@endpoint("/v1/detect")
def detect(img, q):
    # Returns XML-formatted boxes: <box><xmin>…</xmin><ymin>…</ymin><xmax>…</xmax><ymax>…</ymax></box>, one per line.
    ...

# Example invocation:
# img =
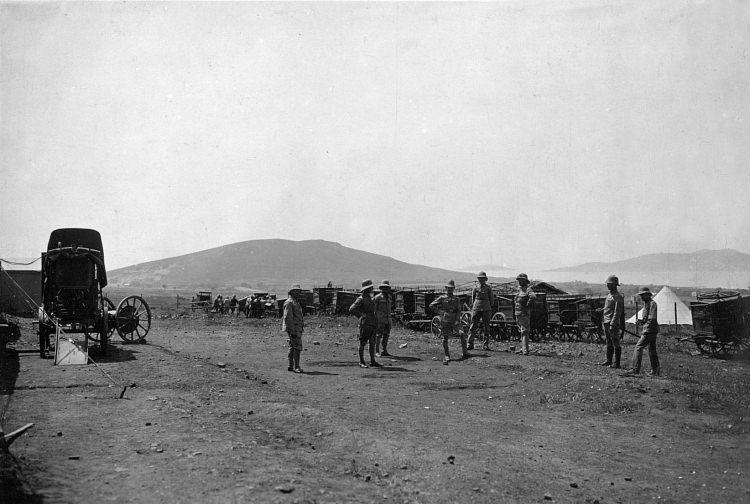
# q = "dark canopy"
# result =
<box><xmin>45</xmin><ymin>228</ymin><xmax>107</xmax><ymax>287</ymax></box>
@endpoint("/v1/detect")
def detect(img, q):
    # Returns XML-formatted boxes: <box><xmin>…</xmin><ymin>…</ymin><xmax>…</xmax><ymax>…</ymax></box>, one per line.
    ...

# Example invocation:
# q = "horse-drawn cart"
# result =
<box><xmin>37</xmin><ymin>228</ymin><xmax>151</xmax><ymax>358</ymax></box>
<box><xmin>688</xmin><ymin>291</ymin><xmax>750</xmax><ymax>358</ymax></box>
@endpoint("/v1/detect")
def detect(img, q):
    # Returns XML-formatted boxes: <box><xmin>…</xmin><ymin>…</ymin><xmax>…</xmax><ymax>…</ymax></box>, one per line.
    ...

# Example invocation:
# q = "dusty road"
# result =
<box><xmin>2</xmin><ymin>312</ymin><xmax>749</xmax><ymax>503</ymax></box>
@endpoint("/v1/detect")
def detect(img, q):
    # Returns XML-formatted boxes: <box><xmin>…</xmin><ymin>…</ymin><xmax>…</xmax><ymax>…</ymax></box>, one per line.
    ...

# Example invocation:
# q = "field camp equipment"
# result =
<box><xmin>686</xmin><ymin>290</ymin><xmax>750</xmax><ymax>357</ymax></box>
<box><xmin>190</xmin><ymin>291</ymin><xmax>212</xmax><ymax>312</ymax></box>
<box><xmin>625</xmin><ymin>286</ymin><xmax>693</xmax><ymax>328</ymax></box>
<box><xmin>37</xmin><ymin>228</ymin><xmax>151</xmax><ymax>359</ymax></box>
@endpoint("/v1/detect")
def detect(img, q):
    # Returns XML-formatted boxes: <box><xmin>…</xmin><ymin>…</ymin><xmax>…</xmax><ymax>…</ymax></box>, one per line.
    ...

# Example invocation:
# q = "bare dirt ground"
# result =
<box><xmin>2</xmin><ymin>303</ymin><xmax>749</xmax><ymax>503</ymax></box>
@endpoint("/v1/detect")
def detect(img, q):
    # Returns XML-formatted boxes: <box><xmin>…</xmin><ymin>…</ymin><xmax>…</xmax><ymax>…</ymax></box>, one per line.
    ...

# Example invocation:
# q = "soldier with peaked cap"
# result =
<box><xmin>349</xmin><ymin>279</ymin><xmax>382</xmax><ymax>368</ymax></box>
<box><xmin>600</xmin><ymin>274</ymin><xmax>625</xmax><ymax>368</ymax></box>
<box><xmin>623</xmin><ymin>287</ymin><xmax>661</xmax><ymax>376</ymax></box>
<box><xmin>430</xmin><ymin>280</ymin><xmax>469</xmax><ymax>365</ymax></box>
<box><xmin>373</xmin><ymin>280</ymin><xmax>393</xmax><ymax>357</ymax></box>
<box><xmin>282</xmin><ymin>284</ymin><xmax>305</xmax><ymax>373</ymax></box>
<box><xmin>468</xmin><ymin>271</ymin><xmax>495</xmax><ymax>350</ymax></box>
<box><xmin>514</xmin><ymin>273</ymin><xmax>537</xmax><ymax>355</ymax></box>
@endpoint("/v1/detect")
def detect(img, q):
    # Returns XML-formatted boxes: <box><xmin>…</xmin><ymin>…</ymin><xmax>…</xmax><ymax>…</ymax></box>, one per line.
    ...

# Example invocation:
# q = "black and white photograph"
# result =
<box><xmin>1</xmin><ymin>1</ymin><xmax>749</xmax><ymax>502</ymax></box>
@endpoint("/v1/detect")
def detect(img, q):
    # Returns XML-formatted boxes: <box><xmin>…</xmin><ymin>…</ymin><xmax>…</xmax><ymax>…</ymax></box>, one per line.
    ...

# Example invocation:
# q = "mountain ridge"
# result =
<box><xmin>547</xmin><ymin>249</ymin><xmax>750</xmax><ymax>273</ymax></box>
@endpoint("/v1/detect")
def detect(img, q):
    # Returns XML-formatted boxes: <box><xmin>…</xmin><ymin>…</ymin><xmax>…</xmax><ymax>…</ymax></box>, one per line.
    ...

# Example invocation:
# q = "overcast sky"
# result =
<box><xmin>2</xmin><ymin>1</ymin><xmax>748</xmax><ymax>271</ymax></box>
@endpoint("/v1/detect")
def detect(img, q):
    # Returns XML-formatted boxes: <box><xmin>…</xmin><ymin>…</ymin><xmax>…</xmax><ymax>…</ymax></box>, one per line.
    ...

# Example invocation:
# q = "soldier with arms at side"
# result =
<box><xmin>514</xmin><ymin>273</ymin><xmax>537</xmax><ymax>355</ymax></box>
<box><xmin>282</xmin><ymin>284</ymin><xmax>305</xmax><ymax>373</ymax></box>
<box><xmin>468</xmin><ymin>271</ymin><xmax>494</xmax><ymax>351</ymax></box>
<box><xmin>373</xmin><ymin>280</ymin><xmax>393</xmax><ymax>357</ymax></box>
<box><xmin>600</xmin><ymin>275</ymin><xmax>625</xmax><ymax>368</ymax></box>
<box><xmin>430</xmin><ymin>280</ymin><xmax>469</xmax><ymax>365</ymax></box>
<box><xmin>349</xmin><ymin>279</ymin><xmax>381</xmax><ymax>368</ymax></box>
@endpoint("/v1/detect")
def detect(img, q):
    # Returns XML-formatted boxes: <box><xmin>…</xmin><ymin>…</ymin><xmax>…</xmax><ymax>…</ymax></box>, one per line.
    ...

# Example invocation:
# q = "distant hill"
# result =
<box><xmin>548</xmin><ymin>249</ymin><xmax>750</xmax><ymax>273</ymax></box>
<box><xmin>107</xmin><ymin>239</ymin><xmax>496</xmax><ymax>291</ymax></box>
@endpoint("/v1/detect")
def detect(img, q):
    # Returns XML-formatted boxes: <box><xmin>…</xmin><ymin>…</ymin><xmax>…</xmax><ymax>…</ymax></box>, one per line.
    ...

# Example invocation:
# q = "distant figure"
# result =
<box><xmin>282</xmin><ymin>284</ymin><xmax>305</xmax><ymax>373</ymax></box>
<box><xmin>600</xmin><ymin>275</ymin><xmax>625</xmax><ymax>368</ymax></box>
<box><xmin>327</xmin><ymin>280</ymin><xmax>333</xmax><ymax>288</ymax></box>
<box><xmin>223</xmin><ymin>296</ymin><xmax>231</xmax><ymax>315</ymax></box>
<box><xmin>251</xmin><ymin>296</ymin><xmax>263</xmax><ymax>318</ymax></box>
<box><xmin>349</xmin><ymin>279</ymin><xmax>381</xmax><ymax>368</ymax></box>
<box><xmin>623</xmin><ymin>287</ymin><xmax>660</xmax><ymax>376</ymax></box>
<box><xmin>514</xmin><ymin>273</ymin><xmax>536</xmax><ymax>355</ymax></box>
<box><xmin>373</xmin><ymin>280</ymin><xmax>393</xmax><ymax>357</ymax></box>
<box><xmin>469</xmin><ymin>271</ymin><xmax>494</xmax><ymax>350</ymax></box>
<box><xmin>230</xmin><ymin>295</ymin><xmax>238</xmax><ymax>315</ymax></box>
<box><xmin>213</xmin><ymin>295</ymin><xmax>223</xmax><ymax>313</ymax></box>
<box><xmin>430</xmin><ymin>280</ymin><xmax>468</xmax><ymax>365</ymax></box>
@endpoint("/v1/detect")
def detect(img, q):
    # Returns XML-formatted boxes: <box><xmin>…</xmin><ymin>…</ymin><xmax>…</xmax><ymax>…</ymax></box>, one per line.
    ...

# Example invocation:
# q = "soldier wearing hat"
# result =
<box><xmin>429</xmin><ymin>280</ymin><xmax>469</xmax><ymax>365</ymax></box>
<box><xmin>468</xmin><ymin>271</ymin><xmax>495</xmax><ymax>350</ymax></box>
<box><xmin>349</xmin><ymin>279</ymin><xmax>381</xmax><ymax>368</ymax></box>
<box><xmin>600</xmin><ymin>275</ymin><xmax>625</xmax><ymax>368</ymax></box>
<box><xmin>373</xmin><ymin>280</ymin><xmax>393</xmax><ymax>357</ymax></box>
<box><xmin>514</xmin><ymin>273</ymin><xmax>536</xmax><ymax>355</ymax></box>
<box><xmin>282</xmin><ymin>284</ymin><xmax>305</xmax><ymax>373</ymax></box>
<box><xmin>623</xmin><ymin>287</ymin><xmax>660</xmax><ymax>376</ymax></box>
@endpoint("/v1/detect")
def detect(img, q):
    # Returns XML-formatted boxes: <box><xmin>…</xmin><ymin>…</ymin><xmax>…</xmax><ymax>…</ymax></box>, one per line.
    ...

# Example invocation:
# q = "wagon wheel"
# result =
<box><xmin>115</xmin><ymin>295</ymin><xmax>151</xmax><ymax>343</ymax></box>
<box><xmin>85</xmin><ymin>296</ymin><xmax>116</xmax><ymax>343</ymax></box>
<box><xmin>696</xmin><ymin>335</ymin><xmax>750</xmax><ymax>358</ymax></box>
<box><xmin>490</xmin><ymin>312</ymin><xmax>506</xmax><ymax>341</ymax></box>
<box><xmin>430</xmin><ymin>316</ymin><xmax>442</xmax><ymax>338</ymax></box>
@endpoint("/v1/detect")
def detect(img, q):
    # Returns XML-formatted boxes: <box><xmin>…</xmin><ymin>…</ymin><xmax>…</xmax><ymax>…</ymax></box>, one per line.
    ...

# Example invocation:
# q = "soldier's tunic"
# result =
<box><xmin>631</xmin><ymin>299</ymin><xmax>660</xmax><ymax>373</ymax></box>
<box><xmin>430</xmin><ymin>294</ymin><xmax>467</xmax><ymax>358</ymax></box>
<box><xmin>282</xmin><ymin>297</ymin><xmax>304</xmax><ymax>351</ymax></box>
<box><xmin>373</xmin><ymin>292</ymin><xmax>392</xmax><ymax>349</ymax></box>
<box><xmin>602</xmin><ymin>290</ymin><xmax>625</xmax><ymax>351</ymax></box>
<box><xmin>514</xmin><ymin>285</ymin><xmax>536</xmax><ymax>353</ymax></box>
<box><xmin>469</xmin><ymin>283</ymin><xmax>495</xmax><ymax>345</ymax></box>
<box><xmin>350</xmin><ymin>294</ymin><xmax>377</xmax><ymax>341</ymax></box>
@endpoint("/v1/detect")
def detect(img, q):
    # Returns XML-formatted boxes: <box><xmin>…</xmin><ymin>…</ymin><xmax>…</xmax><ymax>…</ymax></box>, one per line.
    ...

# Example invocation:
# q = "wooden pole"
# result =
<box><xmin>674</xmin><ymin>302</ymin><xmax>678</xmax><ymax>332</ymax></box>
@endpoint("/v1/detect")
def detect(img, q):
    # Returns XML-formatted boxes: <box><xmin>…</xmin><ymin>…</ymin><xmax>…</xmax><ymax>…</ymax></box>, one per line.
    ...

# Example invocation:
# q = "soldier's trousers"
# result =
<box><xmin>604</xmin><ymin>325</ymin><xmax>621</xmax><ymax>350</ymax></box>
<box><xmin>517</xmin><ymin>314</ymin><xmax>531</xmax><ymax>352</ymax></box>
<box><xmin>442</xmin><ymin>322</ymin><xmax>467</xmax><ymax>358</ymax></box>
<box><xmin>631</xmin><ymin>332</ymin><xmax>659</xmax><ymax>373</ymax></box>
<box><xmin>375</xmin><ymin>322</ymin><xmax>391</xmax><ymax>352</ymax></box>
<box><xmin>469</xmin><ymin>310</ymin><xmax>491</xmax><ymax>344</ymax></box>
<box><xmin>359</xmin><ymin>325</ymin><xmax>376</xmax><ymax>363</ymax></box>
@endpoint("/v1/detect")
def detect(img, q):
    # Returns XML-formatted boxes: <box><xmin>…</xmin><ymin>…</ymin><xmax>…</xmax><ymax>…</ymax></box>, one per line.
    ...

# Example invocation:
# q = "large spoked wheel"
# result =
<box><xmin>86</xmin><ymin>296</ymin><xmax>116</xmax><ymax>343</ymax></box>
<box><xmin>460</xmin><ymin>312</ymin><xmax>471</xmax><ymax>333</ymax></box>
<box><xmin>431</xmin><ymin>316</ymin><xmax>442</xmax><ymax>338</ymax></box>
<box><xmin>695</xmin><ymin>335</ymin><xmax>750</xmax><ymax>358</ymax></box>
<box><xmin>115</xmin><ymin>295</ymin><xmax>151</xmax><ymax>343</ymax></box>
<box><xmin>490</xmin><ymin>312</ymin><xmax>505</xmax><ymax>341</ymax></box>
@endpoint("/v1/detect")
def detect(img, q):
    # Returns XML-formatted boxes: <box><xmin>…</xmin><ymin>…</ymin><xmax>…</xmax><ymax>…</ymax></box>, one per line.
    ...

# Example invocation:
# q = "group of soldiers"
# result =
<box><xmin>280</xmin><ymin>271</ymin><xmax>660</xmax><ymax>375</ymax></box>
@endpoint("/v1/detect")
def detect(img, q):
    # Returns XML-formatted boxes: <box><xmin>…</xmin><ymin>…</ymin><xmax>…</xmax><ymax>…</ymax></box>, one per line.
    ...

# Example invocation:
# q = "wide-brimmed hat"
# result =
<box><xmin>477</xmin><ymin>271</ymin><xmax>488</xmax><ymax>279</ymax></box>
<box><xmin>379</xmin><ymin>280</ymin><xmax>391</xmax><ymax>290</ymax></box>
<box><xmin>606</xmin><ymin>275</ymin><xmax>619</xmax><ymax>286</ymax></box>
<box><xmin>445</xmin><ymin>280</ymin><xmax>456</xmax><ymax>289</ymax></box>
<box><xmin>516</xmin><ymin>273</ymin><xmax>529</xmax><ymax>282</ymax></box>
<box><xmin>360</xmin><ymin>279</ymin><xmax>374</xmax><ymax>292</ymax></box>
<box><xmin>289</xmin><ymin>284</ymin><xmax>301</xmax><ymax>294</ymax></box>
<box><xmin>637</xmin><ymin>287</ymin><xmax>652</xmax><ymax>296</ymax></box>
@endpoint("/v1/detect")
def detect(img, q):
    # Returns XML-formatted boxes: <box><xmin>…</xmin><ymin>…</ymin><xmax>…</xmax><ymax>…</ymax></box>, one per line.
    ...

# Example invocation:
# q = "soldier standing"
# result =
<box><xmin>282</xmin><ymin>284</ymin><xmax>304</xmax><ymax>373</ymax></box>
<box><xmin>468</xmin><ymin>271</ymin><xmax>494</xmax><ymax>350</ymax></box>
<box><xmin>373</xmin><ymin>280</ymin><xmax>393</xmax><ymax>357</ymax></box>
<box><xmin>349</xmin><ymin>279</ymin><xmax>381</xmax><ymax>368</ymax></box>
<box><xmin>514</xmin><ymin>273</ymin><xmax>536</xmax><ymax>355</ymax></box>
<box><xmin>430</xmin><ymin>280</ymin><xmax>469</xmax><ymax>365</ymax></box>
<box><xmin>600</xmin><ymin>275</ymin><xmax>625</xmax><ymax>368</ymax></box>
<box><xmin>623</xmin><ymin>287</ymin><xmax>660</xmax><ymax>376</ymax></box>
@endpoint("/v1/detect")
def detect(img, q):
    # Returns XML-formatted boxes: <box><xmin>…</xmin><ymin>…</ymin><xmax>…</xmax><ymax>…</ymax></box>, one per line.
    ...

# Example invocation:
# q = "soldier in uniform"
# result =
<box><xmin>468</xmin><ymin>271</ymin><xmax>494</xmax><ymax>350</ymax></box>
<box><xmin>430</xmin><ymin>280</ymin><xmax>469</xmax><ymax>365</ymax></box>
<box><xmin>600</xmin><ymin>275</ymin><xmax>625</xmax><ymax>368</ymax></box>
<box><xmin>282</xmin><ymin>284</ymin><xmax>304</xmax><ymax>373</ymax></box>
<box><xmin>514</xmin><ymin>273</ymin><xmax>536</xmax><ymax>355</ymax></box>
<box><xmin>373</xmin><ymin>280</ymin><xmax>393</xmax><ymax>357</ymax></box>
<box><xmin>623</xmin><ymin>287</ymin><xmax>660</xmax><ymax>376</ymax></box>
<box><xmin>349</xmin><ymin>279</ymin><xmax>381</xmax><ymax>368</ymax></box>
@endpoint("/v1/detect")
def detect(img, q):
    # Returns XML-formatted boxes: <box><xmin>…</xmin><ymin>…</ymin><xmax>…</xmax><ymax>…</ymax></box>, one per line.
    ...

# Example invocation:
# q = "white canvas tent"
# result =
<box><xmin>625</xmin><ymin>285</ymin><xmax>693</xmax><ymax>327</ymax></box>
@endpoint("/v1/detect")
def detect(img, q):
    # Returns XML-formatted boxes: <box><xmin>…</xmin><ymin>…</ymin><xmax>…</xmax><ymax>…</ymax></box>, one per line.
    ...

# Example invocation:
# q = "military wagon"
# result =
<box><xmin>688</xmin><ymin>290</ymin><xmax>750</xmax><ymax>357</ymax></box>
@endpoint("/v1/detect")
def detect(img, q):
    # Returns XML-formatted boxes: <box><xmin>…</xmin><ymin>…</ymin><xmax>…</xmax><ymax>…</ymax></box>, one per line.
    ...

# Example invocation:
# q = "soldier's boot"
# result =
<box><xmin>359</xmin><ymin>343</ymin><xmax>367</xmax><ymax>367</ymax></box>
<box><xmin>369</xmin><ymin>343</ymin><xmax>381</xmax><ymax>367</ymax></box>
<box><xmin>375</xmin><ymin>335</ymin><xmax>382</xmax><ymax>356</ymax></box>
<box><xmin>293</xmin><ymin>350</ymin><xmax>303</xmax><ymax>373</ymax></box>
<box><xmin>600</xmin><ymin>347</ymin><xmax>613</xmax><ymax>366</ymax></box>
<box><xmin>611</xmin><ymin>348</ymin><xmax>621</xmax><ymax>369</ymax></box>
<box><xmin>287</xmin><ymin>348</ymin><xmax>294</xmax><ymax>371</ymax></box>
<box><xmin>381</xmin><ymin>335</ymin><xmax>391</xmax><ymax>356</ymax></box>
<box><xmin>461</xmin><ymin>336</ymin><xmax>470</xmax><ymax>360</ymax></box>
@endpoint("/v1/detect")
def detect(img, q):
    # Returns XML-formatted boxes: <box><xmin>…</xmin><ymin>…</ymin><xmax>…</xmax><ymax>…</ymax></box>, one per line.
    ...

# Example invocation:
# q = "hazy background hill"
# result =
<box><xmin>107</xmin><ymin>239</ymin><xmax>496</xmax><ymax>291</ymax></box>
<box><xmin>548</xmin><ymin>249</ymin><xmax>750</xmax><ymax>273</ymax></box>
